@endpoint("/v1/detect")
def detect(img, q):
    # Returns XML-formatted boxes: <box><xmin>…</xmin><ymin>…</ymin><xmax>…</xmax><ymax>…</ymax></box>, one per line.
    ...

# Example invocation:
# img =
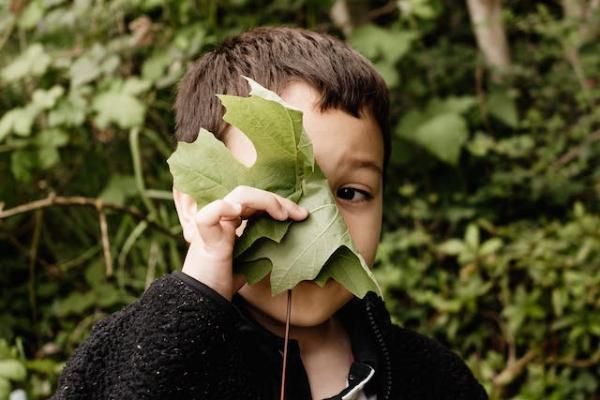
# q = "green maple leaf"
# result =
<box><xmin>167</xmin><ymin>78</ymin><xmax>381</xmax><ymax>298</ymax></box>
<box><xmin>168</xmin><ymin>78</ymin><xmax>307</xmax><ymax>256</ymax></box>
<box><xmin>238</xmin><ymin>167</ymin><xmax>381</xmax><ymax>297</ymax></box>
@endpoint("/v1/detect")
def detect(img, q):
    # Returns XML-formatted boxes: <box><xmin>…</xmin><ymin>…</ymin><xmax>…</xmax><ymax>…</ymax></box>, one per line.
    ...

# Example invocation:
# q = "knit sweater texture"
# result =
<box><xmin>51</xmin><ymin>272</ymin><xmax>487</xmax><ymax>400</ymax></box>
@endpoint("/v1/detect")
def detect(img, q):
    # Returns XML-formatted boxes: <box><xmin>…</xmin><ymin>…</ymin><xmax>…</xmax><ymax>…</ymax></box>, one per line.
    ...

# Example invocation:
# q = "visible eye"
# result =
<box><xmin>336</xmin><ymin>187</ymin><xmax>373</xmax><ymax>203</ymax></box>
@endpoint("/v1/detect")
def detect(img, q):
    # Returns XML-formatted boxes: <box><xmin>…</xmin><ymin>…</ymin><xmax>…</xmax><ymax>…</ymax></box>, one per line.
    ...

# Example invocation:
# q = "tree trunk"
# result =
<box><xmin>466</xmin><ymin>0</ymin><xmax>511</xmax><ymax>81</ymax></box>
<box><xmin>330</xmin><ymin>0</ymin><xmax>370</xmax><ymax>37</ymax></box>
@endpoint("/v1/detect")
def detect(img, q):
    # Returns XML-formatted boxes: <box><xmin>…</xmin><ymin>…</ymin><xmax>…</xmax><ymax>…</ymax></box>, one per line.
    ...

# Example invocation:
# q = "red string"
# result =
<box><xmin>279</xmin><ymin>289</ymin><xmax>292</xmax><ymax>400</ymax></box>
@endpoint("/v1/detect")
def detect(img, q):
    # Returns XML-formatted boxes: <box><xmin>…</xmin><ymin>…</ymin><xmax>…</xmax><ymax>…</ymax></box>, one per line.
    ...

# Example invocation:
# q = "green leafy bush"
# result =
<box><xmin>1</xmin><ymin>1</ymin><xmax>598</xmax><ymax>398</ymax></box>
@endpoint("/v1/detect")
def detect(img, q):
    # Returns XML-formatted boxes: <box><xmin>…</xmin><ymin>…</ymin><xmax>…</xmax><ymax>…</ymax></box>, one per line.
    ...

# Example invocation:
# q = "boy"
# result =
<box><xmin>52</xmin><ymin>27</ymin><xmax>486</xmax><ymax>399</ymax></box>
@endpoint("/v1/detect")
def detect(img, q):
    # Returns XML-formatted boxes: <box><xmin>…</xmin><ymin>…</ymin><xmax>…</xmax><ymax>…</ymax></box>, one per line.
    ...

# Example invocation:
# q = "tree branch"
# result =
<box><xmin>0</xmin><ymin>192</ymin><xmax>178</xmax><ymax>239</ymax></box>
<box><xmin>367</xmin><ymin>1</ymin><xmax>398</xmax><ymax>21</ymax></box>
<box><xmin>552</xmin><ymin>129</ymin><xmax>600</xmax><ymax>169</ymax></box>
<box><xmin>96</xmin><ymin>202</ymin><xmax>114</xmax><ymax>277</ymax></box>
<box><xmin>493</xmin><ymin>349</ymin><xmax>537</xmax><ymax>388</ymax></box>
<box><xmin>547</xmin><ymin>350</ymin><xmax>600</xmax><ymax>368</ymax></box>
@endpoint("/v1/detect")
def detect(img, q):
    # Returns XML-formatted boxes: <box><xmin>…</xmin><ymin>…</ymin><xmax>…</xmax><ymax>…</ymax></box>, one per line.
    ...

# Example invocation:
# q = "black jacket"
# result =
<box><xmin>51</xmin><ymin>272</ymin><xmax>487</xmax><ymax>400</ymax></box>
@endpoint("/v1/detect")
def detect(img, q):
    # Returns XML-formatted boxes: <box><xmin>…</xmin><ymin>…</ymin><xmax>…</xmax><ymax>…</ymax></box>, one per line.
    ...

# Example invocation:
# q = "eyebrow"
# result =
<box><xmin>348</xmin><ymin>157</ymin><xmax>383</xmax><ymax>175</ymax></box>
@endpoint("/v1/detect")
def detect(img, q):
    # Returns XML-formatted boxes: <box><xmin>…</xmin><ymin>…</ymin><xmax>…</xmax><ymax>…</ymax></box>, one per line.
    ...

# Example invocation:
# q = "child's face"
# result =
<box><xmin>225</xmin><ymin>81</ymin><xmax>384</xmax><ymax>327</ymax></box>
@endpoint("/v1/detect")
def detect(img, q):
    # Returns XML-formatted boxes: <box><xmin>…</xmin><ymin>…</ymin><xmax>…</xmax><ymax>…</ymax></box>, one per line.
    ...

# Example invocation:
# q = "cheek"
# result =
<box><xmin>352</xmin><ymin>226</ymin><xmax>379</xmax><ymax>267</ymax></box>
<box><xmin>342</xmin><ymin>206</ymin><xmax>382</xmax><ymax>268</ymax></box>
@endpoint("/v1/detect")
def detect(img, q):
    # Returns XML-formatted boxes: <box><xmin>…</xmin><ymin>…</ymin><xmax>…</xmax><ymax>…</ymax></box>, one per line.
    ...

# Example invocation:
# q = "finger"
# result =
<box><xmin>276</xmin><ymin>196</ymin><xmax>309</xmax><ymax>220</ymax></box>
<box><xmin>225</xmin><ymin>186</ymin><xmax>289</xmax><ymax>221</ymax></box>
<box><xmin>196</xmin><ymin>200</ymin><xmax>243</xmax><ymax>245</ymax></box>
<box><xmin>226</xmin><ymin>186</ymin><xmax>309</xmax><ymax>220</ymax></box>
<box><xmin>196</xmin><ymin>199</ymin><xmax>243</xmax><ymax>227</ymax></box>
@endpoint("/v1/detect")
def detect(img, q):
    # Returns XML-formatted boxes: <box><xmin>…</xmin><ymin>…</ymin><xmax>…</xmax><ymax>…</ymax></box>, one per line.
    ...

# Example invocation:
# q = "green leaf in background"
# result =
<box><xmin>371</xmin><ymin>62</ymin><xmax>400</xmax><ymax>88</ymax></box>
<box><xmin>18</xmin><ymin>0</ymin><xmax>44</xmax><ymax>29</ymax></box>
<box><xmin>142</xmin><ymin>47</ymin><xmax>185</xmax><ymax>88</ymax></box>
<box><xmin>37</xmin><ymin>147</ymin><xmax>60</xmax><ymax>169</ymax></box>
<box><xmin>487</xmin><ymin>90</ymin><xmax>518</xmax><ymax>128</ymax></box>
<box><xmin>10</xmin><ymin>150</ymin><xmax>37</xmax><ymax>183</ymax></box>
<box><xmin>69</xmin><ymin>56</ymin><xmax>101</xmax><ymax>87</ymax></box>
<box><xmin>122</xmin><ymin>78</ymin><xmax>152</xmax><ymax>96</ymax></box>
<box><xmin>36</xmin><ymin>129</ymin><xmax>69</xmax><ymax>169</ymax></box>
<box><xmin>438</xmin><ymin>239</ymin><xmax>465</xmax><ymax>255</ymax></box>
<box><xmin>48</xmin><ymin>91</ymin><xmax>88</xmax><ymax>127</ymax></box>
<box><xmin>1</xmin><ymin>2</ymin><xmax>599</xmax><ymax>397</ymax></box>
<box><xmin>92</xmin><ymin>82</ymin><xmax>146</xmax><ymax>129</ymax></box>
<box><xmin>0</xmin><ymin>106</ymin><xmax>39</xmax><ymax>141</ymax></box>
<box><xmin>466</xmin><ymin>132</ymin><xmax>495</xmax><ymax>157</ymax></box>
<box><xmin>100</xmin><ymin>175</ymin><xmax>138</xmax><ymax>206</ymax></box>
<box><xmin>0</xmin><ymin>360</ymin><xmax>26</xmax><ymax>382</ymax></box>
<box><xmin>32</xmin><ymin>86</ymin><xmax>65</xmax><ymax>109</ymax></box>
<box><xmin>398</xmin><ymin>0</ymin><xmax>439</xmax><ymax>20</ymax></box>
<box><xmin>168</xmin><ymin>79</ymin><xmax>381</xmax><ymax>298</ymax></box>
<box><xmin>5</xmin><ymin>129</ymin><xmax>69</xmax><ymax>181</ymax></box>
<box><xmin>0</xmin><ymin>44</ymin><xmax>50</xmax><ymax>82</ymax></box>
<box><xmin>350</xmin><ymin>24</ymin><xmax>416</xmax><ymax>87</ymax></box>
<box><xmin>0</xmin><ymin>86</ymin><xmax>65</xmax><ymax>143</ymax></box>
<box><xmin>0</xmin><ymin>377</ymin><xmax>8</xmax><ymax>400</ymax></box>
<box><xmin>142</xmin><ymin>51</ymin><xmax>172</xmax><ymax>82</ymax></box>
<box><xmin>479</xmin><ymin>238</ymin><xmax>502</xmax><ymax>256</ymax></box>
<box><xmin>37</xmin><ymin>126</ymin><xmax>67</xmax><ymax>149</ymax></box>
<box><xmin>396</xmin><ymin>97</ymin><xmax>475</xmax><ymax>165</ymax></box>
<box><xmin>400</xmin><ymin>113</ymin><xmax>468</xmax><ymax>165</ymax></box>
<box><xmin>69</xmin><ymin>44</ymin><xmax>121</xmax><ymax>87</ymax></box>
<box><xmin>465</xmin><ymin>223</ymin><xmax>480</xmax><ymax>249</ymax></box>
<box><xmin>427</xmin><ymin>96</ymin><xmax>477</xmax><ymax>115</ymax></box>
<box><xmin>350</xmin><ymin>24</ymin><xmax>415</xmax><ymax>64</ymax></box>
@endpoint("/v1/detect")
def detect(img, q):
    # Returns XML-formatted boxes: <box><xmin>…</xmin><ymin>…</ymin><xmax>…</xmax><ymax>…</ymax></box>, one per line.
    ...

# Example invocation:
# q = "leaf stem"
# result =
<box><xmin>280</xmin><ymin>289</ymin><xmax>292</xmax><ymax>400</ymax></box>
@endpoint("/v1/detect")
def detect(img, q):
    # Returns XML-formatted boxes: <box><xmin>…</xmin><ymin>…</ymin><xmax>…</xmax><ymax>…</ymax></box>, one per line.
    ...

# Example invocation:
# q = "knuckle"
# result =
<box><xmin>232</xmin><ymin>185</ymin><xmax>250</xmax><ymax>195</ymax></box>
<box><xmin>195</xmin><ymin>211</ymin><xmax>209</xmax><ymax>226</ymax></box>
<box><xmin>227</xmin><ymin>185</ymin><xmax>254</xmax><ymax>204</ymax></box>
<box><xmin>269</xmin><ymin>196</ymin><xmax>283</xmax><ymax>211</ymax></box>
<box><xmin>278</xmin><ymin>197</ymin><xmax>296</xmax><ymax>211</ymax></box>
<box><xmin>282</xmin><ymin>198</ymin><xmax>297</xmax><ymax>208</ymax></box>
<box><xmin>274</xmin><ymin>202</ymin><xmax>287</xmax><ymax>217</ymax></box>
<box><xmin>215</xmin><ymin>199</ymin><xmax>229</xmax><ymax>209</ymax></box>
<box><xmin>196</xmin><ymin>200</ymin><xmax>221</xmax><ymax>224</ymax></box>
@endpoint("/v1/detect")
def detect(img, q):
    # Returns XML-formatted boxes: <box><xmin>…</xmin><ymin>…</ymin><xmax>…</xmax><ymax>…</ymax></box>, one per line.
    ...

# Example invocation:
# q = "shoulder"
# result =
<box><xmin>53</xmin><ymin>273</ymin><xmax>247</xmax><ymax>399</ymax></box>
<box><xmin>385</xmin><ymin>323</ymin><xmax>488</xmax><ymax>399</ymax></box>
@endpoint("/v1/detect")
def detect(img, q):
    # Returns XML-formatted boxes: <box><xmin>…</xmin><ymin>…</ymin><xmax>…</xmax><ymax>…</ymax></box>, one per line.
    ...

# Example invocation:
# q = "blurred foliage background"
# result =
<box><xmin>0</xmin><ymin>0</ymin><xmax>599</xmax><ymax>398</ymax></box>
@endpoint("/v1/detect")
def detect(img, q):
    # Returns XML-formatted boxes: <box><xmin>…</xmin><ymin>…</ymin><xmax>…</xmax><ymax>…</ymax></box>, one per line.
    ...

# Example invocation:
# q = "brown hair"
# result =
<box><xmin>174</xmin><ymin>26</ymin><xmax>391</xmax><ymax>177</ymax></box>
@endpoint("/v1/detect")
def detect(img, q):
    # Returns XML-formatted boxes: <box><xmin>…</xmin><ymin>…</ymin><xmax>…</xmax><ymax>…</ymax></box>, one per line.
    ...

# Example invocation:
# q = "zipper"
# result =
<box><xmin>365</xmin><ymin>298</ymin><xmax>392</xmax><ymax>400</ymax></box>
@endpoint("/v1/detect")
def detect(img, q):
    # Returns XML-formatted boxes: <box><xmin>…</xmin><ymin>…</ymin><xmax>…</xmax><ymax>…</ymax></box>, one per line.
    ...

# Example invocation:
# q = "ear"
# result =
<box><xmin>172</xmin><ymin>188</ymin><xmax>198</xmax><ymax>244</ymax></box>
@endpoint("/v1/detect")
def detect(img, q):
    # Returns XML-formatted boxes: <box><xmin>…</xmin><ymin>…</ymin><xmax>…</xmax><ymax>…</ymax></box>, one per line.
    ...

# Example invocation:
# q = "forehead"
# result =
<box><xmin>279</xmin><ymin>82</ymin><xmax>384</xmax><ymax>173</ymax></box>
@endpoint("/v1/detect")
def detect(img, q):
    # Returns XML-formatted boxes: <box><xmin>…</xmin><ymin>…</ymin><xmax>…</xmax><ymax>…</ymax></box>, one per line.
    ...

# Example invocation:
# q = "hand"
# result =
<box><xmin>181</xmin><ymin>185</ymin><xmax>309</xmax><ymax>301</ymax></box>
